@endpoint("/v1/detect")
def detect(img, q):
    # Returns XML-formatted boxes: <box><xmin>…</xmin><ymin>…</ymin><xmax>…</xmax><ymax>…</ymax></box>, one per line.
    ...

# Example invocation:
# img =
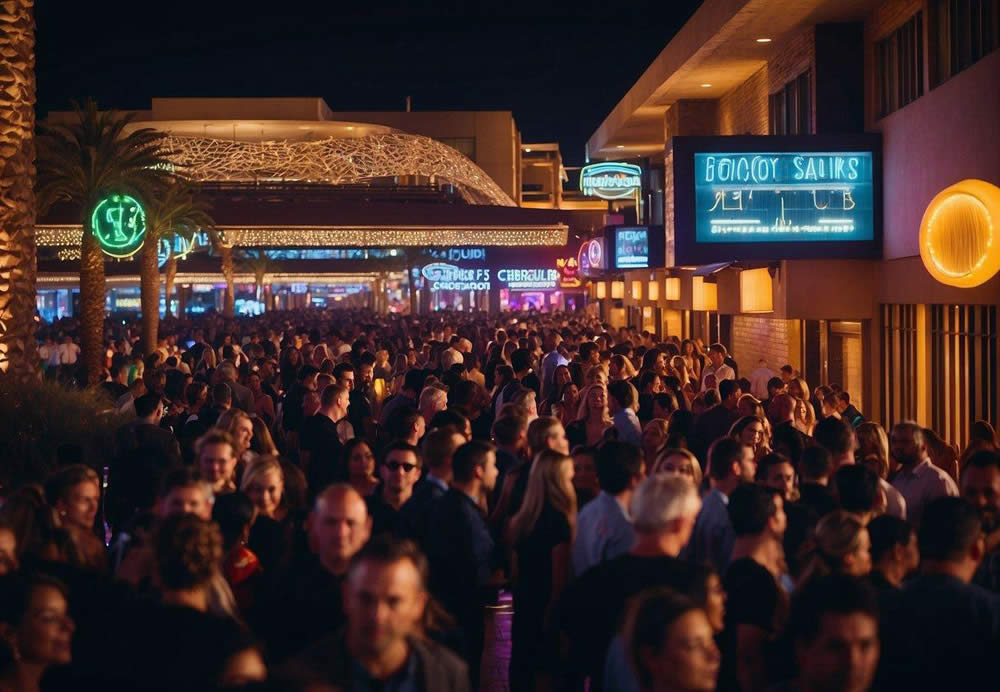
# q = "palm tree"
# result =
<box><xmin>0</xmin><ymin>2</ymin><xmax>38</xmax><ymax>379</ymax></box>
<box><xmin>36</xmin><ymin>101</ymin><xmax>172</xmax><ymax>384</ymax></box>
<box><xmin>216</xmin><ymin>233</ymin><xmax>235</xmax><ymax>319</ymax></box>
<box><xmin>139</xmin><ymin>179</ymin><xmax>212</xmax><ymax>354</ymax></box>
<box><xmin>237</xmin><ymin>249</ymin><xmax>274</xmax><ymax>309</ymax></box>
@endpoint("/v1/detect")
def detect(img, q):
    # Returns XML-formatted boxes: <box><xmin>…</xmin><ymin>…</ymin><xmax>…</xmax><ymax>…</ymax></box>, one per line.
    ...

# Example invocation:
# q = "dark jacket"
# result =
<box><xmin>287</xmin><ymin>630</ymin><xmax>470</xmax><ymax>691</ymax></box>
<box><xmin>399</xmin><ymin>476</ymin><xmax>448</xmax><ymax>547</ymax></box>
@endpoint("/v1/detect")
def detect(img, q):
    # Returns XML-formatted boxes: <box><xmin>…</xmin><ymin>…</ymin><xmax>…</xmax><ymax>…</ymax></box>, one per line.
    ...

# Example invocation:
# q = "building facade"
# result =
<box><xmin>586</xmin><ymin>0</ymin><xmax>999</xmax><ymax>447</ymax></box>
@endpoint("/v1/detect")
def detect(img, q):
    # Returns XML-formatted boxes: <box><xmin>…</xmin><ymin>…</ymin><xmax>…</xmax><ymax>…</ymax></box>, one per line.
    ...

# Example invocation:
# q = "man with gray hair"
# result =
<box><xmin>560</xmin><ymin>474</ymin><xmax>703</xmax><ymax>688</ymax></box>
<box><xmin>216</xmin><ymin>361</ymin><xmax>254</xmax><ymax>413</ymax></box>
<box><xmin>418</xmin><ymin>385</ymin><xmax>448</xmax><ymax>426</ymax></box>
<box><xmin>890</xmin><ymin>421</ymin><xmax>958</xmax><ymax>526</ymax></box>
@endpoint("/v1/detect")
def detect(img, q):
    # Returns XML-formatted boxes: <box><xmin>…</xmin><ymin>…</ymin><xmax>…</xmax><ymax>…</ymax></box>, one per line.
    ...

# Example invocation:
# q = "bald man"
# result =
<box><xmin>262</xmin><ymin>483</ymin><xmax>372</xmax><ymax>660</ymax></box>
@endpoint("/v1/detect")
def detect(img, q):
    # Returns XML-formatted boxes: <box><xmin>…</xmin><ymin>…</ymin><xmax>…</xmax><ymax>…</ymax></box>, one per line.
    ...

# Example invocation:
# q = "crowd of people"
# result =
<box><xmin>3</xmin><ymin>307</ymin><xmax>1000</xmax><ymax>691</ymax></box>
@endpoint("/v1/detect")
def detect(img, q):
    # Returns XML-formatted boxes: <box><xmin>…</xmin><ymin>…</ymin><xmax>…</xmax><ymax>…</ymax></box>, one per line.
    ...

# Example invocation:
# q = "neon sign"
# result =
<box><xmin>694</xmin><ymin>152</ymin><xmax>875</xmax><ymax>243</ymax></box>
<box><xmin>425</xmin><ymin>247</ymin><xmax>487</xmax><ymax>262</ymax></box>
<box><xmin>421</xmin><ymin>263</ymin><xmax>491</xmax><ymax>291</ymax></box>
<box><xmin>497</xmin><ymin>268</ymin><xmax>558</xmax><ymax>289</ymax></box>
<box><xmin>556</xmin><ymin>257</ymin><xmax>582</xmax><ymax>288</ymax></box>
<box><xmin>919</xmin><ymin>179</ymin><xmax>1000</xmax><ymax>288</ymax></box>
<box><xmin>578</xmin><ymin>238</ymin><xmax>606</xmax><ymax>276</ymax></box>
<box><xmin>614</xmin><ymin>227</ymin><xmax>650</xmax><ymax>268</ymax></box>
<box><xmin>580</xmin><ymin>162</ymin><xmax>642</xmax><ymax>200</ymax></box>
<box><xmin>90</xmin><ymin>194</ymin><xmax>147</xmax><ymax>258</ymax></box>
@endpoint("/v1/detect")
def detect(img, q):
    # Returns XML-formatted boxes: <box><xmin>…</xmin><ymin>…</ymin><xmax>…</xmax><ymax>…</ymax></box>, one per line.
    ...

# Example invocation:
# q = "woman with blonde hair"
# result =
<box><xmin>729</xmin><ymin>415</ymin><xmax>771</xmax><ymax>462</ymax></box>
<box><xmin>585</xmin><ymin>365</ymin><xmax>608</xmax><ymax>387</ymax></box>
<box><xmin>215</xmin><ymin>408</ymin><xmax>255</xmax><ymax>464</ymax></box>
<box><xmin>241</xmin><ymin>456</ymin><xmax>305</xmax><ymax>572</ymax></box>
<box><xmin>652</xmin><ymin>447</ymin><xmax>704</xmax><ymax>488</ymax></box>
<box><xmin>642</xmin><ymin>419</ymin><xmax>670</xmax><ymax>465</ymax></box>
<box><xmin>248</xmin><ymin>416</ymin><xmax>279</xmax><ymax>457</ymax></box>
<box><xmin>509</xmin><ymin>449</ymin><xmax>577</xmax><ymax>690</ymax></box>
<box><xmin>796</xmin><ymin>510</ymin><xmax>871</xmax><ymax>586</ymax></box>
<box><xmin>855</xmin><ymin>422</ymin><xmax>891</xmax><ymax>480</ymax></box>
<box><xmin>566</xmin><ymin>383</ymin><xmax>613</xmax><ymax>448</ymax></box>
<box><xmin>793</xmin><ymin>397</ymin><xmax>816</xmax><ymax>436</ymax></box>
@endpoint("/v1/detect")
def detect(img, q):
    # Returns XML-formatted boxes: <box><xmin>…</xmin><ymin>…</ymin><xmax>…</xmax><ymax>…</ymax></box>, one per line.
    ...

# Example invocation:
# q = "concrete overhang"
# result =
<box><xmin>586</xmin><ymin>0</ymin><xmax>871</xmax><ymax>160</ymax></box>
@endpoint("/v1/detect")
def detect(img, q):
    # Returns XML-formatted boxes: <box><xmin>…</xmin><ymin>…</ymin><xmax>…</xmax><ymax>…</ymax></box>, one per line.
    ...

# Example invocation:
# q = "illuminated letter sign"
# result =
<box><xmin>919</xmin><ymin>179</ymin><xmax>1000</xmax><ymax>288</ymax></box>
<box><xmin>580</xmin><ymin>162</ymin><xmax>642</xmax><ymax>200</ymax></box>
<box><xmin>557</xmin><ymin>257</ymin><xmax>581</xmax><ymax>288</ymax></box>
<box><xmin>694</xmin><ymin>152</ymin><xmax>874</xmax><ymax>243</ymax></box>
<box><xmin>614</xmin><ymin>227</ymin><xmax>650</xmax><ymax>268</ymax></box>
<box><xmin>421</xmin><ymin>263</ymin><xmax>491</xmax><ymax>291</ymax></box>
<box><xmin>90</xmin><ymin>194</ymin><xmax>147</xmax><ymax>258</ymax></box>
<box><xmin>497</xmin><ymin>268</ymin><xmax>559</xmax><ymax>290</ymax></box>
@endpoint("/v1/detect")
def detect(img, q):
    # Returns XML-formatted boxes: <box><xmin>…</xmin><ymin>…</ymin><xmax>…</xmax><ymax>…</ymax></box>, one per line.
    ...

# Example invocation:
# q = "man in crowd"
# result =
<box><xmin>691</xmin><ymin>379</ymin><xmax>742</xmax><ymax>464</ymax></box>
<box><xmin>960</xmin><ymin>450</ymin><xmax>1000</xmax><ymax>591</ymax></box>
<box><xmin>867</xmin><ymin>515</ymin><xmax>918</xmax><ymax>591</ymax></box>
<box><xmin>290</xmin><ymin>536</ymin><xmax>469</xmax><ymax>690</ymax></box>
<box><xmin>114</xmin><ymin>392</ymin><xmax>182</xmax><ymax>467</ymax></box>
<box><xmin>299</xmin><ymin>382</ymin><xmax>349</xmax><ymax>473</ymax></box>
<box><xmin>607</xmin><ymin>381</ymin><xmax>642</xmax><ymax>447</ymax></box>
<box><xmin>217</xmin><ymin>361</ymin><xmax>254</xmax><ymax>413</ymax></box>
<box><xmin>890</xmin><ymin>421</ymin><xmax>958</xmax><ymax>526</ymax></box>
<box><xmin>572</xmin><ymin>440</ymin><xmax>644</xmax><ymax>576</ymax></box>
<box><xmin>367</xmin><ymin>442</ymin><xmax>423</xmax><ymax>536</ymax></box>
<box><xmin>379</xmin><ymin>369</ymin><xmax>427</xmax><ymax>428</ymax></box>
<box><xmin>686</xmin><ymin>438</ymin><xmax>754</xmax><ymax>573</ymax></box>
<box><xmin>700</xmin><ymin>343</ymin><xmax>735</xmax><ymax>391</ymax></box>
<box><xmin>401</xmin><ymin>426</ymin><xmax>465</xmax><ymax>545</ymax></box>
<box><xmin>194</xmin><ymin>429</ymin><xmax>239</xmax><ymax>496</ymax></box>
<box><xmin>424</xmin><ymin>440</ymin><xmax>499</xmax><ymax>686</ymax></box>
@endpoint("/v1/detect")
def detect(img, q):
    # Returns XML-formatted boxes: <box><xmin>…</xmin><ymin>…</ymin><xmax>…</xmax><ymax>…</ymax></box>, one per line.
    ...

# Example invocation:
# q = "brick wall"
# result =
<box><xmin>719</xmin><ymin>66</ymin><xmax>769</xmax><ymax>135</ymax></box>
<box><xmin>868</xmin><ymin>0</ymin><xmax>924</xmax><ymax>41</ymax></box>
<box><xmin>731</xmin><ymin>316</ymin><xmax>792</xmax><ymax>374</ymax></box>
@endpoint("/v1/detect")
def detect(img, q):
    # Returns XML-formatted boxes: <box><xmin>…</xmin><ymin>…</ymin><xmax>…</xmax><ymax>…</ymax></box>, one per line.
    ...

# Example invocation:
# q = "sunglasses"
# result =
<box><xmin>385</xmin><ymin>461</ymin><xmax>419</xmax><ymax>473</ymax></box>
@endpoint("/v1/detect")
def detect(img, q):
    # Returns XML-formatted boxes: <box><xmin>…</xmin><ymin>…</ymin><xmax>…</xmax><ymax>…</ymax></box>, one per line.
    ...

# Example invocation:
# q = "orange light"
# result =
<box><xmin>596</xmin><ymin>282</ymin><xmax>607</xmax><ymax>299</ymax></box>
<box><xmin>664</xmin><ymin>277</ymin><xmax>681</xmax><ymax>301</ymax></box>
<box><xmin>611</xmin><ymin>281</ymin><xmax>625</xmax><ymax>299</ymax></box>
<box><xmin>919</xmin><ymin>179</ymin><xmax>1000</xmax><ymax>288</ymax></box>
<box><xmin>692</xmin><ymin>277</ymin><xmax>717</xmax><ymax>311</ymax></box>
<box><xmin>647</xmin><ymin>280</ymin><xmax>659</xmax><ymax>301</ymax></box>
<box><xmin>631</xmin><ymin>280</ymin><xmax>642</xmax><ymax>300</ymax></box>
<box><xmin>740</xmin><ymin>268</ymin><xmax>773</xmax><ymax>313</ymax></box>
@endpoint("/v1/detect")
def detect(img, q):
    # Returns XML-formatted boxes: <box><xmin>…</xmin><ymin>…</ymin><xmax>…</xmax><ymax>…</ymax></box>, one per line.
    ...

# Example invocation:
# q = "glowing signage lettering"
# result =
<box><xmin>695</xmin><ymin>152</ymin><xmax>874</xmax><ymax>243</ymax></box>
<box><xmin>421</xmin><ymin>263</ymin><xmax>491</xmax><ymax>291</ymax></box>
<box><xmin>580</xmin><ymin>162</ymin><xmax>642</xmax><ymax>200</ymax></box>
<box><xmin>614</xmin><ymin>227</ymin><xmax>650</xmax><ymax>268</ymax></box>
<box><xmin>497</xmin><ymin>268</ymin><xmax>559</xmax><ymax>289</ymax></box>
<box><xmin>90</xmin><ymin>194</ymin><xmax>147</xmax><ymax>258</ymax></box>
<box><xmin>425</xmin><ymin>247</ymin><xmax>487</xmax><ymax>262</ymax></box>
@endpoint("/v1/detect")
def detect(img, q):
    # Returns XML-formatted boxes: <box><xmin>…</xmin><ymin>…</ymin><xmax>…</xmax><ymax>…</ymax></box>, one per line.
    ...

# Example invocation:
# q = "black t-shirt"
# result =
<box><xmin>514</xmin><ymin>504</ymin><xmax>571</xmax><ymax>612</ymax></box>
<box><xmin>719</xmin><ymin>558</ymin><xmax>784</xmax><ymax>692</ymax></box>
<box><xmin>560</xmin><ymin>554</ymin><xmax>699</xmax><ymax>688</ymax></box>
<box><xmin>300</xmin><ymin>413</ymin><xmax>344</xmax><ymax>474</ymax></box>
<box><xmin>101</xmin><ymin>380</ymin><xmax>129</xmax><ymax>401</ymax></box>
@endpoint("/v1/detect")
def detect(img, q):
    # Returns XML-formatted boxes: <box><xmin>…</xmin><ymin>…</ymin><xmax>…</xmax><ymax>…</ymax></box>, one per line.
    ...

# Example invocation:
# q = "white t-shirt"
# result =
<box><xmin>701</xmin><ymin>363</ymin><xmax>735</xmax><ymax>391</ymax></box>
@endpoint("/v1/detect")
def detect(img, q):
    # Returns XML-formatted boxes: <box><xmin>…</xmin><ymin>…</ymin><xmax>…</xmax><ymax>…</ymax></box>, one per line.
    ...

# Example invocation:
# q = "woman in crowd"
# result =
<box><xmin>212</xmin><ymin>493</ymin><xmax>263</xmax><ymax>615</ymax></box>
<box><xmin>509</xmin><ymin>449</ymin><xmax>577</xmax><ymax>690</ymax></box>
<box><xmin>960</xmin><ymin>419</ymin><xmax>1000</xmax><ymax>467</ymax></box>
<box><xmin>856</xmin><ymin>421</ymin><xmax>892</xmax><ymax>480</ymax></box>
<box><xmin>669</xmin><ymin>356</ymin><xmax>698</xmax><ymax>403</ymax></box>
<box><xmin>566</xmin><ymin>383</ymin><xmax>613</xmax><ymax>448</ymax></box>
<box><xmin>241</xmin><ymin>456</ymin><xmax>300</xmax><ymax>572</ymax></box>
<box><xmin>923</xmin><ymin>427</ymin><xmax>960</xmax><ymax>483</ymax></box>
<box><xmin>665</xmin><ymin>409</ymin><xmax>695</xmax><ymax>451</ymax></box>
<box><xmin>43</xmin><ymin>466</ymin><xmax>106</xmax><ymax>571</ymax></box>
<box><xmin>793</xmin><ymin>397</ymin><xmax>816</xmax><ymax>436</ymax></box>
<box><xmin>797</xmin><ymin>511</ymin><xmax>872</xmax><ymax>586</ymax></box>
<box><xmin>249</xmin><ymin>416</ymin><xmax>279</xmax><ymax>458</ymax></box>
<box><xmin>681</xmin><ymin>338</ymin><xmax>703</xmax><ymax>382</ymax></box>
<box><xmin>216</xmin><ymin>409</ymin><xmax>255</xmax><ymax>466</ymax></box>
<box><xmin>0</xmin><ymin>573</ymin><xmax>75</xmax><ymax>692</ymax></box>
<box><xmin>642</xmin><ymin>419</ymin><xmax>670</xmax><ymax>465</ymax></box>
<box><xmin>342</xmin><ymin>438</ymin><xmax>380</xmax><ymax>498</ymax></box>
<box><xmin>652</xmin><ymin>447</ymin><xmax>704</xmax><ymax>489</ymax></box>
<box><xmin>247</xmin><ymin>372</ymin><xmax>275</xmax><ymax>427</ymax></box>
<box><xmin>729</xmin><ymin>415</ymin><xmax>771</xmax><ymax>462</ymax></box>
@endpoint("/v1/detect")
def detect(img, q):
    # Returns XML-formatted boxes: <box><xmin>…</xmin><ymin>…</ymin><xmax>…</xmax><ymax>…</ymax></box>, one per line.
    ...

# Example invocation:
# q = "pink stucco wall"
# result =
<box><xmin>876</xmin><ymin>49</ymin><xmax>1000</xmax><ymax>260</ymax></box>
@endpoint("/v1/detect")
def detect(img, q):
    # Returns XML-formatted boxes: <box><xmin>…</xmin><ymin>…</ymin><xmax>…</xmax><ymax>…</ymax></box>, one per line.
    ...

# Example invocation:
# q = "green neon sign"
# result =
<box><xmin>90</xmin><ymin>194</ymin><xmax>147</xmax><ymax>258</ymax></box>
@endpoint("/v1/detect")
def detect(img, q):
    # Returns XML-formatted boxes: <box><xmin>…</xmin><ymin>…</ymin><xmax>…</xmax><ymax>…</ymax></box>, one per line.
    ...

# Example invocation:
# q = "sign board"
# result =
<box><xmin>672</xmin><ymin>136</ymin><xmax>882</xmax><ymax>264</ymax></box>
<box><xmin>578</xmin><ymin>238</ymin><xmax>607</xmax><ymax>276</ymax></box>
<box><xmin>611</xmin><ymin>225</ymin><xmax>665</xmax><ymax>270</ymax></box>
<box><xmin>420</xmin><ymin>263</ymin><xmax>565</xmax><ymax>291</ymax></box>
<box><xmin>580</xmin><ymin>162</ymin><xmax>642</xmax><ymax>200</ymax></box>
<box><xmin>90</xmin><ymin>194</ymin><xmax>147</xmax><ymax>258</ymax></box>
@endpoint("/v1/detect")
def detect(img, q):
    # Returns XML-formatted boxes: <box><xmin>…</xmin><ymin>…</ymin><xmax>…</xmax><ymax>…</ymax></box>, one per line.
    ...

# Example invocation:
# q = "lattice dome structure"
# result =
<box><xmin>164</xmin><ymin>133</ymin><xmax>516</xmax><ymax>207</ymax></box>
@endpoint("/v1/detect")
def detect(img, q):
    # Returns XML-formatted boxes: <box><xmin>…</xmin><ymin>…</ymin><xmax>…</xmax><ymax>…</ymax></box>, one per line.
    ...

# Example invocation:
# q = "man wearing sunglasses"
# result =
<box><xmin>367</xmin><ymin>442</ymin><xmax>423</xmax><ymax>538</ymax></box>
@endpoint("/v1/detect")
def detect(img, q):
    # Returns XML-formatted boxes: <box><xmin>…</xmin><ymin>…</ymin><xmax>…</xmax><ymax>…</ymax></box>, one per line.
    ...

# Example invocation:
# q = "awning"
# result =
<box><xmin>692</xmin><ymin>262</ymin><xmax>734</xmax><ymax>276</ymax></box>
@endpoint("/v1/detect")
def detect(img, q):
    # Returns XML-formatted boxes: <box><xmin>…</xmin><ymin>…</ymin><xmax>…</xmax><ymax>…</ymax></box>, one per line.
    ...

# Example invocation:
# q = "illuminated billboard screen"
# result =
<box><xmin>672</xmin><ymin>135</ymin><xmax>881</xmax><ymax>264</ymax></box>
<box><xmin>614</xmin><ymin>227</ymin><xmax>650</xmax><ymax>268</ymax></box>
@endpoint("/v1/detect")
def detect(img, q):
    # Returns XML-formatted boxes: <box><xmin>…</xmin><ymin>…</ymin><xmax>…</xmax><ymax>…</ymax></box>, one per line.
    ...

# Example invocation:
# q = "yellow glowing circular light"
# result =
<box><xmin>919</xmin><ymin>179</ymin><xmax>1000</xmax><ymax>288</ymax></box>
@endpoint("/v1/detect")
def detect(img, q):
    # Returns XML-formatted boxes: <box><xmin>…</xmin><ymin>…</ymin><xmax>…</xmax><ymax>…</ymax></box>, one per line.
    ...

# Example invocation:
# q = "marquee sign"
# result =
<box><xmin>580</xmin><ymin>162</ymin><xmax>642</xmax><ymax>200</ymax></box>
<box><xmin>421</xmin><ymin>263</ymin><xmax>491</xmax><ymax>291</ymax></box>
<box><xmin>90</xmin><ymin>194</ymin><xmax>147</xmax><ymax>258</ymax></box>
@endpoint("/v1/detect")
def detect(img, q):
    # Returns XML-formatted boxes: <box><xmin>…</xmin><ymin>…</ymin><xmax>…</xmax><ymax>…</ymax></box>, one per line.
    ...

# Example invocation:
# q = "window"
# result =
<box><xmin>768</xmin><ymin>70</ymin><xmax>812</xmax><ymax>134</ymax></box>
<box><xmin>880</xmin><ymin>304</ymin><xmax>919</xmax><ymax>427</ymax></box>
<box><xmin>932</xmin><ymin>0</ymin><xmax>999</xmax><ymax>85</ymax></box>
<box><xmin>875</xmin><ymin>12</ymin><xmax>924</xmax><ymax>118</ymax></box>
<box><xmin>437</xmin><ymin>137</ymin><xmax>476</xmax><ymax>161</ymax></box>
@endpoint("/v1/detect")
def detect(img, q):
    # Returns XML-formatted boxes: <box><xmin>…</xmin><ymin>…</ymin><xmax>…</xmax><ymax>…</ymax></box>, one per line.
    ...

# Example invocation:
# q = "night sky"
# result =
<box><xmin>35</xmin><ymin>0</ymin><xmax>702</xmax><ymax>166</ymax></box>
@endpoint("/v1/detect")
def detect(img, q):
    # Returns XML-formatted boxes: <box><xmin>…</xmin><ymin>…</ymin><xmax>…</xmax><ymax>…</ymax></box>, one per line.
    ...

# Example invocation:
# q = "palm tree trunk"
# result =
<box><xmin>79</xmin><ymin>231</ymin><xmax>106</xmax><ymax>385</ymax></box>
<box><xmin>139</xmin><ymin>234</ymin><xmax>159</xmax><ymax>356</ymax></box>
<box><xmin>220</xmin><ymin>244</ymin><xmax>234</xmax><ymax>318</ymax></box>
<box><xmin>164</xmin><ymin>252</ymin><xmax>177</xmax><ymax>317</ymax></box>
<box><xmin>0</xmin><ymin>1</ymin><xmax>38</xmax><ymax>379</ymax></box>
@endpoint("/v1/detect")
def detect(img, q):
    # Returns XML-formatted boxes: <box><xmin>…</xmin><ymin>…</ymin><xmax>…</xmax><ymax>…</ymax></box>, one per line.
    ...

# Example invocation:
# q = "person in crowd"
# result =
<box><xmin>867</xmin><ymin>514</ymin><xmax>918</xmax><ymax>591</ymax></box>
<box><xmin>43</xmin><ymin>465</ymin><xmax>105</xmax><ymax>570</ymax></box>
<box><xmin>878</xmin><ymin>497</ymin><xmax>1000</xmax><ymax>689</ymax></box>
<box><xmin>418</xmin><ymin>385</ymin><xmax>448</xmax><ymax>427</ymax></box>
<box><xmin>786</xmin><ymin>574</ymin><xmax>880</xmax><ymax>692</ymax></box>
<box><xmin>756</xmin><ymin>452</ymin><xmax>797</xmax><ymax>502</ymax></box>
<box><xmin>836</xmin><ymin>391</ymin><xmax>865</xmax><ymax>428</ymax></box>
<box><xmin>561</xmin><ymin>474</ymin><xmax>703</xmax><ymax>690</ymax></box>
<box><xmin>890</xmin><ymin>421</ymin><xmax>959</xmax><ymax>526</ymax></box>
<box><xmin>334</xmin><ymin>437</ymin><xmax>379</xmax><ymax>500</ymax></box>
<box><xmin>0</xmin><ymin>572</ymin><xmax>75</xmax><ymax>692</ymax></box>
<box><xmin>262</xmin><ymin>484</ymin><xmax>372</xmax><ymax>661</ymax></box>
<box><xmin>400</xmin><ymin>426</ymin><xmax>465</xmax><ymax>545</ymax></box>
<box><xmin>157</xmin><ymin>467</ymin><xmax>214</xmax><ymax>520</ymax></box>
<box><xmin>424</xmin><ymin>440</ymin><xmax>499</xmax><ymax>686</ymax></box>
<box><xmin>367</xmin><ymin>442</ymin><xmax>423</xmax><ymax>537</ymax></box>
<box><xmin>652</xmin><ymin>447</ymin><xmax>704</xmax><ymax>487</ymax></box>
<box><xmin>796</xmin><ymin>445</ymin><xmax>838</xmax><ymax>519</ymax></box>
<box><xmin>640</xmin><ymin>419</ymin><xmax>669</xmax><ymax>464</ymax></box>
<box><xmin>247</xmin><ymin>371</ymin><xmax>276</xmax><ymax>427</ymax></box>
<box><xmin>797</xmin><ymin>511</ymin><xmax>872</xmax><ymax>585</ymax></box>
<box><xmin>855</xmin><ymin>420</ymin><xmax>893</xmax><ymax>482</ymax></box>
<box><xmin>566</xmin><ymin>383</ymin><xmax>613</xmax><ymax>448</ymax></box>
<box><xmin>213</xmin><ymin>492</ymin><xmax>263</xmax><ymax>614</ymax></box>
<box><xmin>608</xmin><ymin>380</ymin><xmax>642</xmax><ymax>447</ymax></box>
<box><xmin>720</xmin><ymin>483</ymin><xmax>787</xmax><ymax>692</ymax></box>
<box><xmin>242</xmin><ymin>456</ymin><xmax>301</xmax><ymax>572</ymax></box>
<box><xmin>700</xmin><ymin>343</ymin><xmax>735</xmax><ymax>392</ymax></box>
<box><xmin>215</xmin><ymin>408</ymin><xmax>255</xmax><ymax>465</ymax></box>
<box><xmin>299</xmin><ymin>382</ymin><xmax>349</xmax><ymax>476</ymax></box>
<box><xmin>830</xmin><ymin>464</ymin><xmax>880</xmax><ymax>524</ymax></box>
<box><xmin>508</xmin><ymin>449</ymin><xmax>576</xmax><ymax>690</ymax></box>
<box><xmin>571</xmin><ymin>445</ymin><xmax>600</xmax><ymax>508</ymax></box>
<box><xmin>114</xmin><ymin>391</ymin><xmax>182</xmax><ymax>467</ymax></box>
<box><xmin>491</xmin><ymin>413</ymin><xmax>528</xmax><ymax>495</ymax></box>
<box><xmin>288</xmin><ymin>535</ymin><xmax>469</xmax><ymax>690</ymax></box>
<box><xmin>691</xmin><ymin>379</ymin><xmax>742</xmax><ymax>464</ymax></box>
<box><xmin>573</xmin><ymin>440</ymin><xmax>645</xmax><ymax>576</ymax></box>
<box><xmin>217</xmin><ymin>362</ymin><xmax>254</xmax><ymax>414</ymax></box>
<box><xmin>730</xmin><ymin>414</ymin><xmax>770</xmax><ymax>464</ymax></box>
<box><xmin>959</xmin><ymin>449</ymin><xmax>1000</xmax><ymax>591</ymax></box>
<box><xmin>686</xmin><ymin>438</ymin><xmax>755</xmax><ymax>574</ymax></box>
<box><xmin>378</xmin><ymin>368</ymin><xmax>427</xmax><ymax>429</ymax></box>
<box><xmin>622</xmin><ymin>588</ymin><xmax>720</xmax><ymax>692</ymax></box>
